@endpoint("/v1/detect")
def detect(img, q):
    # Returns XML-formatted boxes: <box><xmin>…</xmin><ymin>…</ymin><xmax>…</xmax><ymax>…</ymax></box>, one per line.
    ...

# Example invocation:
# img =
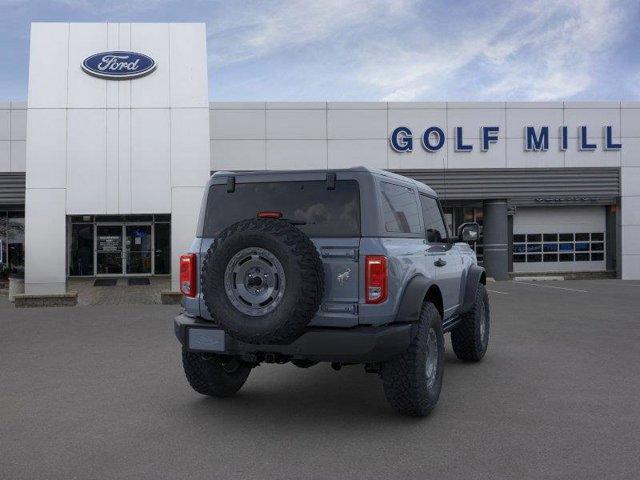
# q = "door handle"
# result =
<box><xmin>434</xmin><ymin>258</ymin><xmax>447</xmax><ymax>267</ymax></box>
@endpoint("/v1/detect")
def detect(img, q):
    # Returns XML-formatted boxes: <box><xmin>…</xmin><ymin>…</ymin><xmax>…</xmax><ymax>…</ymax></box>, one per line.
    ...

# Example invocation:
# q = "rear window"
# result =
<box><xmin>203</xmin><ymin>180</ymin><xmax>361</xmax><ymax>237</ymax></box>
<box><xmin>379</xmin><ymin>181</ymin><xmax>421</xmax><ymax>234</ymax></box>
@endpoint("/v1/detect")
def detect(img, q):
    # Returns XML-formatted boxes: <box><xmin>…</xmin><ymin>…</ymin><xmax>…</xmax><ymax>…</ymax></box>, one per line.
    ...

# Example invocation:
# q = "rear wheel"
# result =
<box><xmin>380</xmin><ymin>302</ymin><xmax>444</xmax><ymax>417</ymax></box>
<box><xmin>182</xmin><ymin>349</ymin><xmax>252</xmax><ymax>397</ymax></box>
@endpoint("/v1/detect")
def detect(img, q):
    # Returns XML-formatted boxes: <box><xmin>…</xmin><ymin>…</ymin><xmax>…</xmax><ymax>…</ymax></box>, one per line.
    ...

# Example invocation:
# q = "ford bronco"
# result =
<box><xmin>174</xmin><ymin>167</ymin><xmax>490</xmax><ymax>416</ymax></box>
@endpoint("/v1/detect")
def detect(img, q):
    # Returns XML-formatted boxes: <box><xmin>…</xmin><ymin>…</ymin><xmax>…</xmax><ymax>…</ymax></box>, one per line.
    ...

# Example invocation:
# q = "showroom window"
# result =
<box><xmin>513</xmin><ymin>233</ymin><xmax>605</xmax><ymax>263</ymax></box>
<box><xmin>0</xmin><ymin>211</ymin><xmax>25</xmax><ymax>277</ymax></box>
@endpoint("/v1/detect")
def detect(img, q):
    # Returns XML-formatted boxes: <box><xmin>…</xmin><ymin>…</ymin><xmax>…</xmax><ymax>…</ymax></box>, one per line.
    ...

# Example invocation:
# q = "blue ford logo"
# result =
<box><xmin>82</xmin><ymin>51</ymin><xmax>156</xmax><ymax>80</ymax></box>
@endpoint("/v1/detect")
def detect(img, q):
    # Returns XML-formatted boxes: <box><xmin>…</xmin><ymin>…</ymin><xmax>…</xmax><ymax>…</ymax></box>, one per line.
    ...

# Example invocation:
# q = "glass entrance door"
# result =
<box><xmin>125</xmin><ymin>225</ymin><xmax>152</xmax><ymax>275</ymax></box>
<box><xmin>96</xmin><ymin>225</ymin><xmax>124</xmax><ymax>275</ymax></box>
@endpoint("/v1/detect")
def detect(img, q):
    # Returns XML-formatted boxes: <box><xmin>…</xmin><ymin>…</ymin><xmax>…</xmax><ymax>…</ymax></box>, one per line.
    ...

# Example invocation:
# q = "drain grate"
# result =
<box><xmin>94</xmin><ymin>278</ymin><xmax>118</xmax><ymax>287</ymax></box>
<box><xmin>128</xmin><ymin>278</ymin><xmax>150</xmax><ymax>286</ymax></box>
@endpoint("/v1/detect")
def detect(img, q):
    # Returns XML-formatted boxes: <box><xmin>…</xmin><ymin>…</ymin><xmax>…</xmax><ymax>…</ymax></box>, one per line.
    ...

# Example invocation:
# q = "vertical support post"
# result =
<box><xmin>482</xmin><ymin>200</ymin><xmax>509</xmax><ymax>281</ymax></box>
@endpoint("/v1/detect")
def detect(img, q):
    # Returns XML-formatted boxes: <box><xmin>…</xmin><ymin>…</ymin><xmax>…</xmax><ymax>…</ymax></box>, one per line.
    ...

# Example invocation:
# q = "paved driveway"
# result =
<box><xmin>1</xmin><ymin>280</ymin><xmax>639</xmax><ymax>479</ymax></box>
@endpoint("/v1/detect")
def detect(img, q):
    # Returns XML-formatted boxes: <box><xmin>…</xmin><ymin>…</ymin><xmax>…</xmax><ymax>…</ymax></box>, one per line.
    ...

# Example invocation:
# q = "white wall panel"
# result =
<box><xmin>447</xmin><ymin>108</ymin><xmax>506</xmax><ymax>136</ymax></box>
<box><xmin>621</xmin><ymin>196</ymin><xmax>640</xmax><ymax>226</ymax></box>
<box><xmin>211</xmin><ymin>140</ymin><xmax>265</xmax><ymax>170</ymax></box>
<box><xmin>506</xmin><ymin>108</ymin><xmax>563</xmax><ymax>138</ymax></box>
<box><xmin>10</xmin><ymin>109</ymin><xmax>27</xmax><ymax>140</ymax></box>
<box><xmin>564</xmin><ymin>107</ymin><xmax>620</xmax><ymax>138</ymax></box>
<box><xmin>506</xmin><ymin>138</ymin><xmax>564</xmax><ymax>168</ymax></box>
<box><xmin>66</xmin><ymin>109</ymin><xmax>107</xmax><ymax>214</ymax></box>
<box><xmin>0</xmin><ymin>141</ymin><xmax>9</xmax><ymax>171</ymax></box>
<box><xmin>564</xmin><ymin>144</ymin><xmax>620</xmax><ymax>168</ymax></box>
<box><xmin>327</xmin><ymin>109</ymin><xmax>386</xmax><ymax>139</ymax></box>
<box><xmin>171</xmin><ymin>108</ymin><xmax>211</xmax><ymax>187</ymax></box>
<box><xmin>0</xmin><ymin>110</ymin><xmax>9</xmax><ymax>140</ymax></box>
<box><xmin>266</xmin><ymin>140</ymin><xmax>326</xmax><ymax>169</ymax></box>
<box><xmin>130</xmin><ymin>108</ymin><xmax>171</xmax><ymax>212</ymax></box>
<box><xmin>328</xmin><ymin>140</ymin><xmax>387</xmax><ymax>169</ymax></box>
<box><xmin>25</xmin><ymin>109</ymin><xmax>67</xmax><ymax>189</ymax></box>
<box><xmin>131</xmin><ymin>23</ymin><xmax>170</xmax><ymax>108</ymax></box>
<box><xmin>105</xmin><ymin>109</ymin><xmax>119</xmax><ymax>213</ymax></box>
<box><xmin>389</xmin><ymin>145</ymin><xmax>448</xmax><ymax>170</ymax></box>
<box><xmin>28</xmin><ymin>23</ymin><xmax>68</xmax><ymax>108</ymax></box>
<box><xmin>11</xmin><ymin>141</ymin><xmax>26</xmax><ymax>172</ymax></box>
<box><xmin>171</xmin><ymin>186</ymin><xmax>205</xmax><ymax>289</ymax></box>
<box><xmin>621</xmin><ymin>138</ymin><xmax>640</xmax><ymax>167</ymax></box>
<box><xmin>25</xmin><ymin>188</ymin><xmax>66</xmax><ymax>294</ymax></box>
<box><xmin>266</xmin><ymin>109</ymin><xmax>326</xmax><ymax>139</ymax></box>
<box><xmin>446</xmin><ymin>138</ymin><xmax>505</xmax><ymax>169</ymax></box>
<box><xmin>169</xmin><ymin>23</ymin><xmax>208</xmax><ymax>108</ymax></box>
<box><xmin>621</xmin><ymin>166</ymin><xmax>640</xmax><ymax>196</ymax></box>
<box><xmin>387</xmin><ymin>108</ymin><xmax>447</xmax><ymax>139</ymax></box>
<box><xmin>210</xmin><ymin>109</ymin><xmax>265</xmax><ymax>140</ymax></box>
<box><xmin>117</xmin><ymin>23</ymin><xmax>132</xmax><ymax>109</ymax></box>
<box><xmin>67</xmin><ymin>23</ymin><xmax>108</xmax><ymax>109</ymax></box>
<box><xmin>621</xmin><ymin>108</ymin><xmax>640</xmax><ymax>138</ymax></box>
<box><xmin>621</xmin><ymin>226</ymin><xmax>640</xmax><ymax>256</ymax></box>
<box><xmin>117</xmin><ymin>109</ymin><xmax>132</xmax><ymax>213</ymax></box>
<box><xmin>106</xmin><ymin>23</ymin><xmax>119</xmax><ymax>108</ymax></box>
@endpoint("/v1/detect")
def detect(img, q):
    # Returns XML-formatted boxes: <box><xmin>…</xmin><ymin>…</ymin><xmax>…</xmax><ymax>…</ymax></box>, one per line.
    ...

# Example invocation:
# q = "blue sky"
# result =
<box><xmin>1</xmin><ymin>0</ymin><xmax>639</xmax><ymax>101</ymax></box>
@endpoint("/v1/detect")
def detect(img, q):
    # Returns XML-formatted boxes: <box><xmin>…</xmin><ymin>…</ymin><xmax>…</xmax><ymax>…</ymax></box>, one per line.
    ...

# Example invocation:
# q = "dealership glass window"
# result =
<box><xmin>68</xmin><ymin>215</ymin><xmax>171</xmax><ymax>276</ymax></box>
<box><xmin>0</xmin><ymin>211</ymin><xmax>25</xmax><ymax>276</ymax></box>
<box><xmin>69</xmin><ymin>224</ymin><xmax>94</xmax><ymax>276</ymax></box>
<box><xmin>512</xmin><ymin>232</ymin><xmax>605</xmax><ymax>264</ymax></box>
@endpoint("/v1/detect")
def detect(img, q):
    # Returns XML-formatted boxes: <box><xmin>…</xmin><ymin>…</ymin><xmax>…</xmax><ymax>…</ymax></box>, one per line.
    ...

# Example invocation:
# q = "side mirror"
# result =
<box><xmin>457</xmin><ymin>222</ymin><xmax>480</xmax><ymax>243</ymax></box>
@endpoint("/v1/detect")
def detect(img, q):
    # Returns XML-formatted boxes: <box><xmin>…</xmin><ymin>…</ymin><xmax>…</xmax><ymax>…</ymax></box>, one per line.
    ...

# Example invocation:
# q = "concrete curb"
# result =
<box><xmin>14</xmin><ymin>292</ymin><xmax>78</xmax><ymax>308</ymax></box>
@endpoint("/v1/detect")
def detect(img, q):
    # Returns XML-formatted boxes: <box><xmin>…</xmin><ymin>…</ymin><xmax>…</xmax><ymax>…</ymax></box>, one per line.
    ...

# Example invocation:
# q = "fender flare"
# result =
<box><xmin>394</xmin><ymin>274</ymin><xmax>434</xmax><ymax>323</ymax></box>
<box><xmin>460</xmin><ymin>265</ymin><xmax>486</xmax><ymax>314</ymax></box>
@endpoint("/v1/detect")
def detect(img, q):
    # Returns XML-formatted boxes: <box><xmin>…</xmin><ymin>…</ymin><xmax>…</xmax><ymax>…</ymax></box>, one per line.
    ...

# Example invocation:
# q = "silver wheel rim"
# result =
<box><xmin>224</xmin><ymin>247</ymin><xmax>286</xmax><ymax>316</ymax></box>
<box><xmin>425</xmin><ymin>328</ymin><xmax>439</xmax><ymax>388</ymax></box>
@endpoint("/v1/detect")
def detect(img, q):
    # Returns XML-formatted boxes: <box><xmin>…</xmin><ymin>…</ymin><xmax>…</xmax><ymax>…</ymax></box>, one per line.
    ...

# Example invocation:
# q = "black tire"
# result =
<box><xmin>182</xmin><ymin>349</ymin><xmax>251</xmax><ymax>397</ymax></box>
<box><xmin>380</xmin><ymin>302</ymin><xmax>444</xmax><ymax>417</ymax></box>
<box><xmin>201</xmin><ymin>218</ymin><xmax>324</xmax><ymax>345</ymax></box>
<box><xmin>451</xmin><ymin>283</ymin><xmax>490</xmax><ymax>362</ymax></box>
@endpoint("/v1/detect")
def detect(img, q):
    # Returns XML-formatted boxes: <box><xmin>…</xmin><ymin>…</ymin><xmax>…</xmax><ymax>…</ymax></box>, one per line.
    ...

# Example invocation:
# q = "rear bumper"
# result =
<box><xmin>174</xmin><ymin>313</ymin><xmax>413</xmax><ymax>363</ymax></box>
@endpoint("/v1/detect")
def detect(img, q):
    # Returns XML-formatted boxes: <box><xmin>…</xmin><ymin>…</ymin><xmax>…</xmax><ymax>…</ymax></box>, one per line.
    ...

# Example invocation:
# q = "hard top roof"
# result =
<box><xmin>211</xmin><ymin>166</ymin><xmax>437</xmax><ymax>197</ymax></box>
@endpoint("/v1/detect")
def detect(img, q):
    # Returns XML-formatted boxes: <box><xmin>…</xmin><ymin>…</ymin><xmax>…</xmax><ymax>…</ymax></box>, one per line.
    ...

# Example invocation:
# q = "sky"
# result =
<box><xmin>1</xmin><ymin>0</ymin><xmax>639</xmax><ymax>102</ymax></box>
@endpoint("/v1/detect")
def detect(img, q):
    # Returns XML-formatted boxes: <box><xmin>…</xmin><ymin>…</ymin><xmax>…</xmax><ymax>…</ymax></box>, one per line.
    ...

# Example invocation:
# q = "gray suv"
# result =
<box><xmin>174</xmin><ymin>167</ymin><xmax>490</xmax><ymax>416</ymax></box>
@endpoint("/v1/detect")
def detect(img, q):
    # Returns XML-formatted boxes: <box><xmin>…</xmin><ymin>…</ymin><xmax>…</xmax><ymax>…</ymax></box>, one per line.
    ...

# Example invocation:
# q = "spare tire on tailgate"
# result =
<box><xmin>201</xmin><ymin>218</ymin><xmax>325</xmax><ymax>345</ymax></box>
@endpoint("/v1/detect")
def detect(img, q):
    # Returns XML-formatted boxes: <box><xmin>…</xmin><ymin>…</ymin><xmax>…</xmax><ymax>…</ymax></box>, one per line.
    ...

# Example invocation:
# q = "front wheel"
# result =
<box><xmin>182</xmin><ymin>349</ymin><xmax>252</xmax><ymax>397</ymax></box>
<box><xmin>380</xmin><ymin>302</ymin><xmax>444</xmax><ymax>417</ymax></box>
<box><xmin>451</xmin><ymin>283</ymin><xmax>490</xmax><ymax>362</ymax></box>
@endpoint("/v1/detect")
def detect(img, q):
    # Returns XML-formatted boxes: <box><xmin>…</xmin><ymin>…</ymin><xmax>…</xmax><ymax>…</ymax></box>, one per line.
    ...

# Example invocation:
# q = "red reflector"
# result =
<box><xmin>365</xmin><ymin>255</ymin><xmax>388</xmax><ymax>304</ymax></box>
<box><xmin>180</xmin><ymin>254</ymin><xmax>197</xmax><ymax>297</ymax></box>
<box><xmin>257</xmin><ymin>211</ymin><xmax>283</xmax><ymax>219</ymax></box>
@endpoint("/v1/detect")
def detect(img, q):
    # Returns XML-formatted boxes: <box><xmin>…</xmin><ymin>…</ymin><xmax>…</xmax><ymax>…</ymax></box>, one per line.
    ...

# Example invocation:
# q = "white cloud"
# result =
<box><xmin>208</xmin><ymin>0</ymin><xmax>414</xmax><ymax>66</ymax></box>
<box><xmin>357</xmin><ymin>0</ymin><xmax>627</xmax><ymax>101</ymax></box>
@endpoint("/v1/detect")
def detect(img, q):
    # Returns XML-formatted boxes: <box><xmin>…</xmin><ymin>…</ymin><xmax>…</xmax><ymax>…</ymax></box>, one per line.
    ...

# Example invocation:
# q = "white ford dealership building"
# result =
<box><xmin>1</xmin><ymin>22</ymin><xmax>640</xmax><ymax>296</ymax></box>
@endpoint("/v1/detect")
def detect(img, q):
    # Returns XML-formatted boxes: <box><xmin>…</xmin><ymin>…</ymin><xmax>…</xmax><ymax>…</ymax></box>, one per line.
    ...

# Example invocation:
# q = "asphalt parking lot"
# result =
<box><xmin>1</xmin><ymin>280</ymin><xmax>640</xmax><ymax>479</ymax></box>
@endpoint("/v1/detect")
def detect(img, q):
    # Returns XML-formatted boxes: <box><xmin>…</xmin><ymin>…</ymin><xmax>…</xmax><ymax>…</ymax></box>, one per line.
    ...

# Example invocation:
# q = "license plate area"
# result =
<box><xmin>188</xmin><ymin>328</ymin><xmax>225</xmax><ymax>352</ymax></box>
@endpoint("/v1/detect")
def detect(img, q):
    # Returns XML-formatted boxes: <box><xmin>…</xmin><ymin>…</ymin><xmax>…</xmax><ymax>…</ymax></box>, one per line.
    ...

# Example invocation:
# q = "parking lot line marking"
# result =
<box><xmin>487</xmin><ymin>289</ymin><xmax>509</xmax><ymax>295</ymax></box>
<box><xmin>514</xmin><ymin>281</ymin><xmax>588</xmax><ymax>293</ymax></box>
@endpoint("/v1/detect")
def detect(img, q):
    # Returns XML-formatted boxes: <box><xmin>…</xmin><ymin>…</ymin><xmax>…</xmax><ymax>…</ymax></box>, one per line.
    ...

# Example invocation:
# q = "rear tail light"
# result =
<box><xmin>365</xmin><ymin>255</ymin><xmax>388</xmax><ymax>304</ymax></box>
<box><xmin>257</xmin><ymin>211</ymin><xmax>283</xmax><ymax>219</ymax></box>
<box><xmin>180</xmin><ymin>254</ymin><xmax>197</xmax><ymax>297</ymax></box>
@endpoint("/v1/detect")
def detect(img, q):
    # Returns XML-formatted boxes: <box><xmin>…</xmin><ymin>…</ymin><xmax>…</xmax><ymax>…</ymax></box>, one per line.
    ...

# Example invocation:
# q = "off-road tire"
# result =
<box><xmin>380</xmin><ymin>302</ymin><xmax>444</xmax><ymax>417</ymax></box>
<box><xmin>451</xmin><ymin>283</ymin><xmax>490</xmax><ymax>362</ymax></box>
<box><xmin>291</xmin><ymin>359</ymin><xmax>318</xmax><ymax>369</ymax></box>
<box><xmin>201</xmin><ymin>218</ymin><xmax>324</xmax><ymax>345</ymax></box>
<box><xmin>182</xmin><ymin>349</ymin><xmax>251</xmax><ymax>397</ymax></box>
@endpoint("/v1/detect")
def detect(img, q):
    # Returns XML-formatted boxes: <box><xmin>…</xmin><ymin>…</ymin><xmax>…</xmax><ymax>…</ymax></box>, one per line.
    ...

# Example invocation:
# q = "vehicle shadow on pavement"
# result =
<box><xmin>174</xmin><ymin>349</ymin><xmax>468</xmax><ymax>426</ymax></box>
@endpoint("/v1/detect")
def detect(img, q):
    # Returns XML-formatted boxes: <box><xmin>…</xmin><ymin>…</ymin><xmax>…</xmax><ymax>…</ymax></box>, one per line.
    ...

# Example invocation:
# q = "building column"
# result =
<box><xmin>482</xmin><ymin>200</ymin><xmax>509</xmax><ymax>281</ymax></box>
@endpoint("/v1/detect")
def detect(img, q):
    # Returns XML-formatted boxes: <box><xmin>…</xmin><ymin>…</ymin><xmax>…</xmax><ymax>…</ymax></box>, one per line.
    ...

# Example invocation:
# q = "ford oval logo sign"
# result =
<box><xmin>82</xmin><ymin>51</ymin><xmax>156</xmax><ymax>80</ymax></box>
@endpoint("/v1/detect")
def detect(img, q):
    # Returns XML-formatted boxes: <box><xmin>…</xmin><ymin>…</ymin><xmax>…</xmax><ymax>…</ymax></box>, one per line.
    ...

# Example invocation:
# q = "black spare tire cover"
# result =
<box><xmin>201</xmin><ymin>218</ymin><xmax>325</xmax><ymax>345</ymax></box>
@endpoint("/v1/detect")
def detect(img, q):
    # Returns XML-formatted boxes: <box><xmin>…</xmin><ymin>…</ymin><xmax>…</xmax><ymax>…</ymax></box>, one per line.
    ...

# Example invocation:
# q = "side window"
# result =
<box><xmin>380</xmin><ymin>182</ymin><xmax>421</xmax><ymax>234</ymax></box>
<box><xmin>420</xmin><ymin>195</ymin><xmax>448</xmax><ymax>243</ymax></box>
